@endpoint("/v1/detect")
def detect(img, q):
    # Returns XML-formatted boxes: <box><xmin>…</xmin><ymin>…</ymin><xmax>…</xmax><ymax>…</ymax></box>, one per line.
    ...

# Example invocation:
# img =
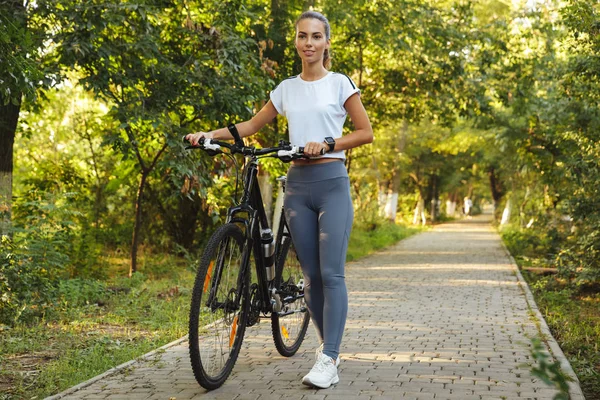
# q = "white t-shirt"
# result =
<box><xmin>269</xmin><ymin>71</ymin><xmax>360</xmax><ymax>160</ymax></box>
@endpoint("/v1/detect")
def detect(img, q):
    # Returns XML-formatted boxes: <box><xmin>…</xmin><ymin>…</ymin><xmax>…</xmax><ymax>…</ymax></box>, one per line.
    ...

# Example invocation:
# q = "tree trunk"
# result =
<box><xmin>519</xmin><ymin>187</ymin><xmax>530</xmax><ymax>227</ymax></box>
<box><xmin>429</xmin><ymin>173</ymin><xmax>439</xmax><ymax>222</ymax></box>
<box><xmin>176</xmin><ymin>193</ymin><xmax>201</xmax><ymax>251</ymax></box>
<box><xmin>124</xmin><ymin>128</ymin><xmax>167</xmax><ymax>276</ymax></box>
<box><xmin>81</xmin><ymin>121</ymin><xmax>104</xmax><ymax>236</ymax></box>
<box><xmin>384</xmin><ymin>191</ymin><xmax>398</xmax><ymax>221</ymax></box>
<box><xmin>0</xmin><ymin>96</ymin><xmax>21</xmax><ymax>236</ymax></box>
<box><xmin>1</xmin><ymin>0</ymin><xmax>27</xmax><ymax>236</ymax></box>
<box><xmin>258</xmin><ymin>171</ymin><xmax>273</xmax><ymax>226</ymax></box>
<box><xmin>267</xmin><ymin>0</ymin><xmax>288</xmax><ymax>71</ymax></box>
<box><xmin>413</xmin><ymin>195</ymin><xmax>426</xmax><ymax>225</ymax></box>
<box><xmin>501</xmin><ymin>198</ymin><xmax>512</xmax><ymax>225</ymax></box>
<box><xmin>488</xmin><ymin>166</ymin><xmax>504</xmax><ymax>217</ymax></box>
<box><xmin>378</xmin><ymin>185</ymin><xmax>388</xmax><ymax>215</ymax></box>
<box><xmin>130</xmin><ymin>171</ymin><xmax>147</xmax><ymax>277</ymax></box>
<box><xmin>446</xmin><ymin>197</ymin><xmax>456</xmax><ymax>216</ymax></box>
<box><xmin>146</xmin><ymin>179</ymin><xmax>200</xmax><ymax>252</ymax></box>
<box><xmin>272</xmin><ymin>178</ymin><xmax>285</xmax><ymax>237</ymax></box>
<box><xmin>384</xmin><ymin>120</ymin><xmax>408</xmax><ymax>221</ymax></box>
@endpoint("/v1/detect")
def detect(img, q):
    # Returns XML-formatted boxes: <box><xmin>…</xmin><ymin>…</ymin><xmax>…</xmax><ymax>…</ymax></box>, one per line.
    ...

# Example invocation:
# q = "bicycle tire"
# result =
<box><xmin>271</xmin><ymin>235</ymin><xmax>310</xmax><ymax>357</ymax></box>
<box><xmin>189</xmin><ymin>223</ymin><xmax>250</xmax><ymax>390</ymax></box>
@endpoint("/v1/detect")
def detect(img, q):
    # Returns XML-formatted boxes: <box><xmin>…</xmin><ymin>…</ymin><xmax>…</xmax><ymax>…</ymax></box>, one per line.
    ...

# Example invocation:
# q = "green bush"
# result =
<box><xmin>501</xmin><ymin>225</ymin><xmax>543</xmax><ymax>257</ymax></box>
<box><xmin>0</xmin><ymin>191</ymin><xmax>74</xmax><ymax>325</ymax></box>
<box><xmin>502</xmin><ymin>215</ymin><xmax>599</xmax><ymax>288</ymax></box>
<box><xmin>0</xmin><ymin>234</ymin><xmax>69</xmax><ymax>325</ymax></box>
<box><xmin>57</xmin><ymin>279</ymin><xmax>108</xmax><ymax>309</ymax></box>
<box><xmin>556</xmin><ymin>221</ymin><xmax>600</xmax><ymax>286</ymax></box>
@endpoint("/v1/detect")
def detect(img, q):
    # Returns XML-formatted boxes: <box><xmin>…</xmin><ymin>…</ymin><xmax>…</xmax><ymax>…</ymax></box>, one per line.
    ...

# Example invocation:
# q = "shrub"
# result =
<box><xmin>500</xmin><ymin>224</ymin><xmax>543</xmax><ymax>258</ymax></box>
<box><xmin>57</xmin><ymin>279</ymin><xmax>108</xmax><ymax>309</ymax></box>
<box><xmin>0</xmin><ymin>191</ymin><xmax>74</xmax><ymax>325</ymax></box>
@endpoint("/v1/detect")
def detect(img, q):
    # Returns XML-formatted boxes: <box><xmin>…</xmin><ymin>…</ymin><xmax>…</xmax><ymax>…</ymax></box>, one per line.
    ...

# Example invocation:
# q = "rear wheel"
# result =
<box><xmin>189</xmin><ymin>223</ymin><xmax>249</xmax><ymax>390</ymax></box>
<box><xmin>271</xmin><ymin>233</ymin><xmax>310</xmax><ymax>357</ymax></box>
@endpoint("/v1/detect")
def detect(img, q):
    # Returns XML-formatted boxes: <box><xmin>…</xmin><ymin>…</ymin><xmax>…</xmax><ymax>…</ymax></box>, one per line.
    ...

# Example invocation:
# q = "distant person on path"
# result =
<box><xmin>186</xmin><ymin>10</ymin><xmax>373</xmax><ymax>389</ymax></box>
<box><xmin>464</xmin><ymin>196</ymin><xmax>473</xmax><ymax>218</ymax></box>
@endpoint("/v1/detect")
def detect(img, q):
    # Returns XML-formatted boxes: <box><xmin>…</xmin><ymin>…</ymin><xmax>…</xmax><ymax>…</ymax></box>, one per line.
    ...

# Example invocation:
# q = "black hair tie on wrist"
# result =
<box><xmin>227</xmin><ymin>124</ymin><xmax>243</xmax><ymax>146</ymax></box>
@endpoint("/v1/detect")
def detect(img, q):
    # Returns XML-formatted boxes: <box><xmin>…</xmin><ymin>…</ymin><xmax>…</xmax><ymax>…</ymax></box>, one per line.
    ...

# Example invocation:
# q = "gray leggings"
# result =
<box><xmin>284</xmin><ymin>161</ymin><xmax>353</xmax><ymax>360</ymax></box>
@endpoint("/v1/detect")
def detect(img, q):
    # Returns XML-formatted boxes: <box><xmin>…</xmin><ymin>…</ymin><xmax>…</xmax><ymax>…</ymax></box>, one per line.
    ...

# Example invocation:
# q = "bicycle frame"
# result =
<box><xmin>187</xmin><ymin>135</ymin><xmax>311</xmax><ymax>390</ymax></box>
<box><xmin>220</xmin><ymin>156</ymin><xmax>275</xmax><ymax>315</ymax></box>
<box><xmin>188</xmin><ymin>136</ymin><xmax>308</xmax><ymax>317</ymax></box>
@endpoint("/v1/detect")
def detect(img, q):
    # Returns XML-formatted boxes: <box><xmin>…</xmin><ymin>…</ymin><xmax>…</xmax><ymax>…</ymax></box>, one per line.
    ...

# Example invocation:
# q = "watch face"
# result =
<box><xmin>324</xmin><ymin>137</ymin><xmax>335</xmax><ymax>152</ymax></box>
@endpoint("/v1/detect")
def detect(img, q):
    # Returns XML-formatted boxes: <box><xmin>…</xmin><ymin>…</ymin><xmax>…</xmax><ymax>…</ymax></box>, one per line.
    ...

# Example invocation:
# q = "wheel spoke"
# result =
<box><xmin>272</xmin><ymin>236</ymin><xmax>310</xmax><ymax>356</ymax></box>
<box><xmin>189</xmin><ymin>224</ymin><xmax>249</xmax><ymax>390</ymax></box>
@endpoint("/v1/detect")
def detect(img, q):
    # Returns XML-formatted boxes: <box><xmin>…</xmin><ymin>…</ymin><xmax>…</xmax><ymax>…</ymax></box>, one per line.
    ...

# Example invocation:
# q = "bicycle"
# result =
<box><xmin>185</xmin><ymin>126</ymin><xmax>316</xmax><ymax>390</ymax></box>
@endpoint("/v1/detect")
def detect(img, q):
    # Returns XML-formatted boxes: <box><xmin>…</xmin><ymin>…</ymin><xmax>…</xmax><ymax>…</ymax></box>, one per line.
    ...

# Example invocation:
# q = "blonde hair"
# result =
<box><xmin>295</xmin><ymin>11</ymin><xmax>331</xmax><ymax>69</ymax></box>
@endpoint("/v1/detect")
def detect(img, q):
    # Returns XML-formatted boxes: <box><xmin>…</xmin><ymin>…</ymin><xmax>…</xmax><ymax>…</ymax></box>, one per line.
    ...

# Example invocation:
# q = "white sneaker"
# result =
<box><xmin>302</xmin><ymin>352</ymin><xmax>339</xmax><ymax>389</ymax></box>
<box><xmin>315</xmin><ymin>343</ymin><xmax>341</xmax><ymax>367</ymax></box>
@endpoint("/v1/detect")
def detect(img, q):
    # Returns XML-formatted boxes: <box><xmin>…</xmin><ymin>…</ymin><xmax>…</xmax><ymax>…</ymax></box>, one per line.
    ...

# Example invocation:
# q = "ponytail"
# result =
<box><xmin>323</xmin><ymin>48</ymin><xmax>331</xmax><ymax>69</ymax></box>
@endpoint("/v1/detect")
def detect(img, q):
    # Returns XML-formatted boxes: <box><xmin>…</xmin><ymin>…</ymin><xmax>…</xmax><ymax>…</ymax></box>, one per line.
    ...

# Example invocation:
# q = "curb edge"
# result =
<box><xmin>44</xmin><ymin>335</ymin><xmax>189</xmax><ymax>400</ymax></box>
<box><xmin>498</xmin><ymin>237</ymin><xmax>586</xmax><ymax>400</ymax></box>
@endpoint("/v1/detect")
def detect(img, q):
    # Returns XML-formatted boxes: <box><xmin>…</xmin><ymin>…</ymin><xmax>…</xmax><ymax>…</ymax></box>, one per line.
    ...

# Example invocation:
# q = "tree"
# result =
<box><xmin>0</xmin><ymin>1</ymin><xmax>57</xmax><ymax>235</ymax></box>
<box><xmin>321</xmin><ymin>0</ymin><xmax>495</xmax><ymax>221</ymax></box>
<box><xmin>49</xmin><ymin>0</ymin><xmax>270</xmax><ymax>275</ymax></box>
<box><xmin>551</xmin><ymin>0</ymin><xmax>600</xmax><ymax>282</ymax></box>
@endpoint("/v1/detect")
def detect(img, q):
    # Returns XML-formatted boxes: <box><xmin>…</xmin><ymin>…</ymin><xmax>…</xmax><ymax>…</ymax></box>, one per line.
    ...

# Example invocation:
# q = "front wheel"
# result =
<box><xmin>271</xmin><ymin>234</ymin><xmax>310</xmax><ymax>357</ymax></box>
<box><xmin>189</xmin><ymin>223</ymin><xmax>250</xmax><ymax>390</ymax></box>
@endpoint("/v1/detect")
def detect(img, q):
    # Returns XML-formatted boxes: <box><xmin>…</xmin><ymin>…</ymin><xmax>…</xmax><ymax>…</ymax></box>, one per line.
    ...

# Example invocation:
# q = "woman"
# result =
<box><xmin>186</xmin><ymin>10</ymin><xmax>373</xmax><ymax>389</ymax></box>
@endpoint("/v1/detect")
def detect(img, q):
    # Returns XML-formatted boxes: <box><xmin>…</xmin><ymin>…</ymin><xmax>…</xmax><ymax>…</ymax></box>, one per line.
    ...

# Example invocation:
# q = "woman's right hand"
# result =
<box><xmin>185</xmin><ymin>131</ymin><xmax>213</xmax><ymax>146</ymax></box>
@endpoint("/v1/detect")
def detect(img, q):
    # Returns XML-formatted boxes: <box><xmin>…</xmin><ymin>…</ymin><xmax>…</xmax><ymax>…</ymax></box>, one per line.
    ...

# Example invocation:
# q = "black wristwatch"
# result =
<box><xmin>323</xmin><ymin>137</ymin><xmax>336</xmax><ymax>153</ymax></box>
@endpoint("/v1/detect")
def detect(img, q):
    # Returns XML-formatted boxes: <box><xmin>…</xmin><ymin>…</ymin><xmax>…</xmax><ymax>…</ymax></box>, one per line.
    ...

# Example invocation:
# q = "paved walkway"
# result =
<box><xmin>48</xmin><ymin>213</ymin><xmax>585</xmax><ymax>400</ymax></box>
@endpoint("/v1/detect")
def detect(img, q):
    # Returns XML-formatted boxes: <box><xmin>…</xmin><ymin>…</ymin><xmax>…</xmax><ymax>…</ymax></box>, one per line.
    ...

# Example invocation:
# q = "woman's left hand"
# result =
<box><xmin>303</xmin><ymin>141</ymin><xmax>328</xmax><ymax>157</ymax></box>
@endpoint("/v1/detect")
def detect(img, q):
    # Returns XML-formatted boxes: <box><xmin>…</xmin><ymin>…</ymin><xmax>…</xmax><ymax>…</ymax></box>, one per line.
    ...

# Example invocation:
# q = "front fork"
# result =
<box><xmin>205</xmin><ymin>233</ymin><xmax>251</xmax><ymax>314</ymax></box>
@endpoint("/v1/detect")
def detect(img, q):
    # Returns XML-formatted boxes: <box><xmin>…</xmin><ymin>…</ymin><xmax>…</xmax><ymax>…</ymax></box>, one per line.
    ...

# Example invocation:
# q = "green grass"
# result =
<box><xmin>0</xmin><ymin>264</ymin><xmax>193</xmax><ymax>400</ymax></box>
<box><xmin>346</xmin><ymin>221</ymin><xmax>423</xmax><ymax>262</ymax></box>
<box><xmin>500</xmin><ymin>226</ymin><xmax>600</xmax><ymax>399</ymax></box>
<box><xmin>1</xmin><ymin>329</ymin><xmax>168</xmax><ymax>398</ymax></box>
<box><xmin>525</xmin><ymin>274</ymin><xmax>600</xmax><ymax>400</ymax></box>
<box><xmin>0</xmin><ymin>221</ymin><xmax>421</xmax><ymax>399</ymax></box>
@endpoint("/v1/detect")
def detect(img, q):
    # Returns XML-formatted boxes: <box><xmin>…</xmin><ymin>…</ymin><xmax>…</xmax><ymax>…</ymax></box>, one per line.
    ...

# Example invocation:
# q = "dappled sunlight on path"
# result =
<box><xmin>50</xmin><ymin>213</ymin><xmax>583</xmax><ymax>400</ymax></box>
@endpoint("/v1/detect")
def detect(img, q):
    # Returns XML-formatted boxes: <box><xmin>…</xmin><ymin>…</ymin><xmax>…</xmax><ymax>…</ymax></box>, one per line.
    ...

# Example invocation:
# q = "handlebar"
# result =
<box><xmin>182</xmin><ymin>136</ymin><xmax>324</xmax><ymax>162</ymax></box>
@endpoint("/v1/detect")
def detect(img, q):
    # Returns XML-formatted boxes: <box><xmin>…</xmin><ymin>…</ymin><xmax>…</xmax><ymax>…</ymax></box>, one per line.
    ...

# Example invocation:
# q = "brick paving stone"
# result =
<box><xmin>403</xmin><ymin>392</ymin><xmax>435</xmax><ymax>399</ymax></box>
<box><xmin>47</xmin><ymin>213</ymin><xmax>583</xmax><ymax>400</ymax></box>
<box><xmin>233</xmin><ymin>395</ymin><xmax>262</xmax><ymax>400</ymax></box>
<box><xmin>322</xmin><ymin>395</ymin><xmax>357</xmax><ymax>400</ymax></box>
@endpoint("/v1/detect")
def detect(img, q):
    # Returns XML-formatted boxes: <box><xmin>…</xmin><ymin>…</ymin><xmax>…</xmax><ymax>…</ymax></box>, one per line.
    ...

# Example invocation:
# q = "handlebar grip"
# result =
<box><xmin>181</xmin><ymin>135</ymin><xmax>204</xmax><ymax>147</ymax></box>
<box><xmin>297</xmin><ymin>147</ymin><xmax>326</xmax><ymax>155</ymax></box>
